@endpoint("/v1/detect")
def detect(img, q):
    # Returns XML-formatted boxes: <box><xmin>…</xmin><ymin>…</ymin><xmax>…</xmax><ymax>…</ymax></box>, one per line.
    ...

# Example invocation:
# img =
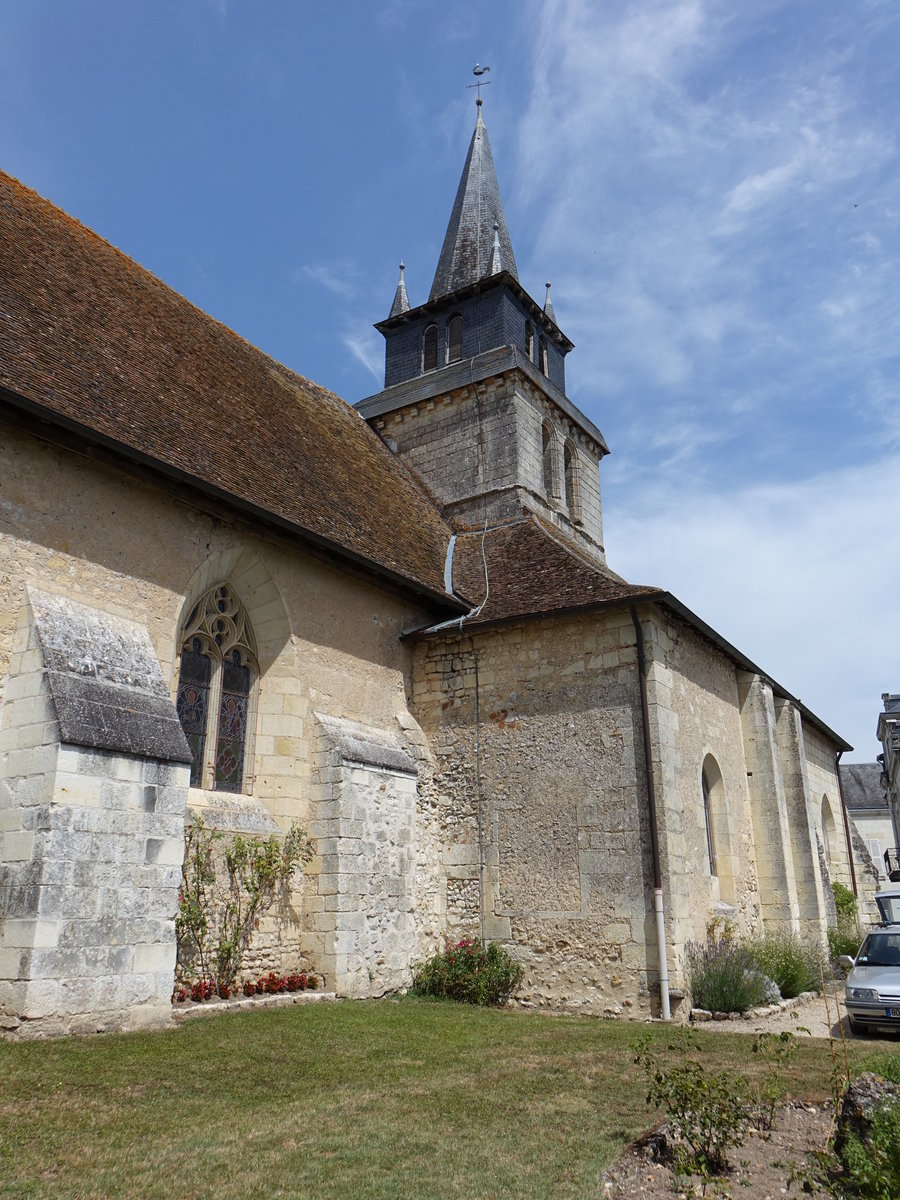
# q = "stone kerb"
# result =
<box><xmin>310</xmin><ymin>713</ymin><xmax>419</xmax><ymax>998</ymax></box>
<box><xmin>0</xmin><ymin>590</ymin><xmax>191</xmax><ymax>1037</ymax></box>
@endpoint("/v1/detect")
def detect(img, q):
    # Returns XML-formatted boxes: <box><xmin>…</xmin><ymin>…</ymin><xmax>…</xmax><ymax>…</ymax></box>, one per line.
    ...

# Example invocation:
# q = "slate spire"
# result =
<box><xmin>428</xmin><ymin>100</ymin><xmax>519</xmax><ymax>302</ymax></box>
<box><xmin>543</xmin><ymin>282</ymin><xmax>556</xmax><ymax>324</ymax></box>
<box><xmin>388</xmin><ymin>262</ymin><xmax>410</xmax><ymax>317</ymax></box>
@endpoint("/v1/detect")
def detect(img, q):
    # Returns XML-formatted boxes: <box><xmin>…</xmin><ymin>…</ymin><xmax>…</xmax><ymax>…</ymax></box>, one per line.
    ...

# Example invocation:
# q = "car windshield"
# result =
<box><xmin>856</xmin><ymin>932</ymin><xmax>900</xmax><ymax>967</ymax></box>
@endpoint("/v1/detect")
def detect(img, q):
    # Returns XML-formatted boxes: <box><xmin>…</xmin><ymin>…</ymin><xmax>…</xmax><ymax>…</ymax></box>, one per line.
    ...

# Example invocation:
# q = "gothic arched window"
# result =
<box><xmin>423</xmin><ymin>324</ymin><xmax>438</xmax><ymax>372</ymax></box>
<box><xmin>447</xmin><ymin>314</ymin><xmax>464</xmax><ymax>362</ymax></box>
<box><xmin>564</xmin><ymin>439</ymin><xmax>581</xmax><ymax>521</ymax></box>
<box><xmin>525</xmin><ymin>321</ymin><xmax>534</xmax><ymax>361</ymax></box>
<box><xmin>539</xmin><ymin>335</ymin><xmax>549</xmax><ymax>375</ymax></box>
<box><xmin>176</xmin><ymin>583</ymin><xmax>258</xmax><ymax>793</ymax></box>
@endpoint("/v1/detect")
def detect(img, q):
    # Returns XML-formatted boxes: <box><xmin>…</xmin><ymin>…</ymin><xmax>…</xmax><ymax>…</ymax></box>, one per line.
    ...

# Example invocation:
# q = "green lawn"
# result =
<box><xmin>0</xmin><ymin>1000</ymin><xmax>875</xmax><ymax>1199</ymax></box>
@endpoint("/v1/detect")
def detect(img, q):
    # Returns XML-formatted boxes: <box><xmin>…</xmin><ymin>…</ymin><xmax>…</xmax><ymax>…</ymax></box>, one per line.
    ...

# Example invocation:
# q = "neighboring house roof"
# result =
<box><xmin>0</xmin><ymin>172</ymin><xmax>457</xmax><ymax>606</ymax></box>
<box><xmin>840</xmin><ymin>763</ymin><xmax>890</xmax><ymax>812</ymax></box>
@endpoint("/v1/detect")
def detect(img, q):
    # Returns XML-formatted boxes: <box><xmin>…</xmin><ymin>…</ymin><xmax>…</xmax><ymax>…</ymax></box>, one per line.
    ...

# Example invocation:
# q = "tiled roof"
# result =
<box><xmin>447</xmin><ymin>515</ymin><xmax>661</xmax><ymax>627</ymax></box>
<box><xmin>0</xmin><ymin>172</ymin><xmax>455</xmax><ymax>603</ymax></box>
<box><xmin>429</xmin><ymin>105</ymin><xmax>518</xmax><ymax>302</ymax></box>
<box><xmin>840</xmin><ymin>763</ymin><xmax>889</xmax><ymax>812</ymax></box>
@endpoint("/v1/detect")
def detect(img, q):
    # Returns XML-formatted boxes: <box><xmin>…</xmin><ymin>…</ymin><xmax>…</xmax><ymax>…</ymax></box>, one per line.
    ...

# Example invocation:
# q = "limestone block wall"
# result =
<box><xmin>307</xmin><ymin>715</ymin><xmax>419</xmax><ymax>996</ymax></box>
<box><xmin>0</xmin><ymin>424</ymin><xmax>435</xmax><ymax>1008</ymax></box>
<box><xmin>736</xmin><ymin>672</ymin><xmax>801</xmax><ymax>932</ymax></box>
<box><xmin>775</xmin><ymin>700</ymin><xmax>830</xmax><ymax>937</ymax></box>
<box><xmin>804</xmin><ymin>723</ymin><xmax>853</xmax><ymax>893</ymax></box>
<box><xmin>412</xmin><ymin>608</ymin><xmax>659</xmax><ymax>1017</ymax></box>
<box><xmin>641</xmin><ymin>612</ymin><xmax>761</xmax><ymax>984</ymax></box>
<box><xmin>372</xmin><ymin>373</ymin><xmax>607</xmax><ymax>564</ymax></box>
<box><xmin>513</xmin><ymin>386</ymin><xmax>605</xmax><ymax>559</ymax></box>
<box><xmin>0</xmin><ymin>596</ymin><xmax>189</xmax><ymax>1037</ymax></box>
<box><xmin>372</xmin><ymin>380</ymin><xmax>521</xmax><ymax>525</ymax></box>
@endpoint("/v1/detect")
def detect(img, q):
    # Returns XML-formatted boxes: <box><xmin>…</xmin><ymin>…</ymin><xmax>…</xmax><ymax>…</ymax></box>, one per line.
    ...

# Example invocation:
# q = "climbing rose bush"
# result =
<box><xmin>410</xmin><ymin>938</ymin><xmax>523</xmax><ymax>1006</ymax></box>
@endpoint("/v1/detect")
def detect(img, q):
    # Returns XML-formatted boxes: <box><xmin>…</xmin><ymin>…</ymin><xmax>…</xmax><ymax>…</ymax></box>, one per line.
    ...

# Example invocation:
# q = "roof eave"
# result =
<box><xmin>375</xmin><ymin>271</ymin><xmax>574</xmax><ymax>352</ymax></box>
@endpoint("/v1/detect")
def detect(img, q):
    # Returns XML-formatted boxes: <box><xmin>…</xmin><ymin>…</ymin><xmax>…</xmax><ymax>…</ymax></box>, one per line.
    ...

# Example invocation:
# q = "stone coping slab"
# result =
<box><xmin>171</xmin><ymin>991</ymin><xmax>337</xmax><ymax>1022</ymax></box>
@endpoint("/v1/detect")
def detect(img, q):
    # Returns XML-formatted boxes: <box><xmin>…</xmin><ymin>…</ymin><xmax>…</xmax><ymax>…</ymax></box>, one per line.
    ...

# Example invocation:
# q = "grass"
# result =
<box><xmin>0</xmin><ymin>999</ymin><xmax>877</xmax><ymax>1200</ymax></box>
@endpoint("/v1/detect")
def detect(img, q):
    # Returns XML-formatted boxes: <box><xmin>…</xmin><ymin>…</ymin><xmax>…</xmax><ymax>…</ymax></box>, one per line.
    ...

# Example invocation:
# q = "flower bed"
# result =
<box><xmin>174</xmin><ymin>971</ymin><xmax>319</xmax><ymax>1005</ymax></box>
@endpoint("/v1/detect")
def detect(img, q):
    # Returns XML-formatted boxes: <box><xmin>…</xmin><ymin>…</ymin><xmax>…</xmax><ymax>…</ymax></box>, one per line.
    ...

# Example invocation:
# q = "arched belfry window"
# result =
<box><xmin>542</xmin><ymin>421</ymin><xmax>560</xmax><ymax>501</ymax></box>
<box><xmin>176</xmin><ymin>583</ymin><xmax>258</xmax><ymax>793</ymax></box>
<box><xmin>539</xmin><ymin>335</ymin><xmax>549</xmax><ymax>375</ymax></box>
<box><xmin>447</xmin><ymin>314</ymin><xmax>463</xmax><ymax>363</ymax></box>
<box><xmin>525</xmin><ymin>321</ymin><xmax>534</xmax><ymax>361</ymax></box>
<box><xmin>564</xmin><ymin>439</ymin><xmax>582</xmax><ymax>522</ymax></box>
<box><xmin>423</xmin><ymin>324</ymin><xmax>438</xmax><ymax>372</ymax></box>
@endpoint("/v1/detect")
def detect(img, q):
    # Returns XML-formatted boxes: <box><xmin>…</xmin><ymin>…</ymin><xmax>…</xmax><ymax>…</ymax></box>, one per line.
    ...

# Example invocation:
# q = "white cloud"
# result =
<box><xmin>296</xmin><ymin>261</ymin><xmax>363</xmax><ymax>301</ymax></box>
<box><xmin>342</xmin><ymin>328</ymin><xmax>382</xmax><ymax>382</ymax></box>
<box><xmin>605</xmin><ymin>453</ymin><xmax>900</xmax><ymax>760</ymax></box>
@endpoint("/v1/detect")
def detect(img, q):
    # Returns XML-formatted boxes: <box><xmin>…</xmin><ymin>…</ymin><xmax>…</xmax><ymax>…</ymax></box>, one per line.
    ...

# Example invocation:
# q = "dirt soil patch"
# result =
<box><xmin>601</xmin><ymin>1101</ymin><xmax>834</xmax><ymax>1198</ymax></box>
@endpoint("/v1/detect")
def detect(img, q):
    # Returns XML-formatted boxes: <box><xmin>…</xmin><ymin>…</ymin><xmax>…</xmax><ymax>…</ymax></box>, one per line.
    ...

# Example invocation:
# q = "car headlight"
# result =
<box><xmin>847</xmin><ymin>987</ymin><xmax>878</xmax><ymax>1002</ymax></box>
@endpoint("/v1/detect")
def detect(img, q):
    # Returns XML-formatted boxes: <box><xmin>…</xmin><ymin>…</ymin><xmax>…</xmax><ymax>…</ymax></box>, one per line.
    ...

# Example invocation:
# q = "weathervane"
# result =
<box><xmin>467</xmin><ymin>63</ymin><xmax>492</xmax><ymax>104</ymax></box>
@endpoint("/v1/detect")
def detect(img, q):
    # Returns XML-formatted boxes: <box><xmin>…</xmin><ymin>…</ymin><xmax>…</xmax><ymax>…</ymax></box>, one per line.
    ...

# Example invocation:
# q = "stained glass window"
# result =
<box><xmin>215</xmin><ymin>650</ymin><xmax>251</xmax><ymax>791</ymax></box>
<box><xmin>175</xmin><ymin>583</ymin><xmax>257</xmax><ymax>793</ymax></box>
<box><xmin>176</xmin><ymin>638</ymin><xmax>211</xmax><ymax>788</ymax></box>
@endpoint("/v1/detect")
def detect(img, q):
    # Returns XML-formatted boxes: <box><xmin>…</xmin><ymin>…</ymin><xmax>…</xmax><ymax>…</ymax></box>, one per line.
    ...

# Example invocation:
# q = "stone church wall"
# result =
<box><xmin>0</xmin><ymin>424</ymin><xmax>434</xmax><ymax>1009</ymax></box>
<box><xmin>643</xmin><ymin>610</ymin><xmax>762</xmax><ymax>990</ymax></box>
<box><xmin>411</xmin><ymin>607</ymin><xmax>660</xmax><ymax>1017</ymax></box>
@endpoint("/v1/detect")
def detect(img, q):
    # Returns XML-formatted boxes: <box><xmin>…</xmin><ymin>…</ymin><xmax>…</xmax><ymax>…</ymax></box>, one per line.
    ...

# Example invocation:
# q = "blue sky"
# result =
<box><xmin>3</xmin><ymin>0</ymin><xmax>898</xmax><ymax>759</ymax></box>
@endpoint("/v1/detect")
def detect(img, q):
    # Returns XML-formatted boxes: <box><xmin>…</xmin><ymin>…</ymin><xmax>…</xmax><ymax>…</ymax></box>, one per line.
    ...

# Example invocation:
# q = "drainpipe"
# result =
<box><xmin>630</xmin><ymin>605</ymin><xmax>671</xmax><ymax>1021</ymax></box>
<box><xmin>835</xmin><ymin>749</ymin><xmax>858</xmax><ymax>897</ymax></box>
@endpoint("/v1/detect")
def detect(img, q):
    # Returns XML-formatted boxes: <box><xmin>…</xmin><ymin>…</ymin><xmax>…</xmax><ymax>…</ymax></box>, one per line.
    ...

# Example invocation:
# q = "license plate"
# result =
<box><xmin>886</xmin><ymin>1008</ymin><xmax>900</xmax><ymax>1018</ymax></box>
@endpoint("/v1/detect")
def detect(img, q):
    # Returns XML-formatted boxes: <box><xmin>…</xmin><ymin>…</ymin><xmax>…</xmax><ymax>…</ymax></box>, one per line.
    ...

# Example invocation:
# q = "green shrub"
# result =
<box><xmin>833</xmin><ymin>881</ymin><xmax>858</xmax><ymax>923</ymax></box>
<box><xmin>410</xmin><ymin>938</ymin><xmax>523</xmax><ymax>1006</ymax></box>
<box><xmin>828</xmin><ymin>924</ymin><xmax>862</xmax><ymax>963</ymax></box>
<box><xmin>634</xmin><ymin>1031</ymin><xmax>749</xmax><ymax>1178</ymax></box>
<box><xmin>836</xmin><ymin>1099</ymin><xmax>900</xmax><ymax>1200</ymax></box>
<box><xmin>686</xmin><ymin>936</ymin><xmax>770</xmax><ymax>1013</ymax></box>
<box><xmin>748</xmin><ymin>931</ymin><xmax>820</xmax><ymax>999</ymax></box>
<box><xmin>859</xmin><ymin>1052</ymin><xmax>900</xmax><ymax>1085</ymax></box>
<box><xmin>828</xmin><ymin>881</ymin><xmax>862</xmax><ymax>974</ymax></box>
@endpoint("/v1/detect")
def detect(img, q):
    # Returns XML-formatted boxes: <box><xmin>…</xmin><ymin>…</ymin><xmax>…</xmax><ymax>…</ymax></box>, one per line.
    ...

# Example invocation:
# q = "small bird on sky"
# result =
<box><xmin>473</xmin><ymin>64</ymin><xmax>491</xmax><ymax>76</ymax></box>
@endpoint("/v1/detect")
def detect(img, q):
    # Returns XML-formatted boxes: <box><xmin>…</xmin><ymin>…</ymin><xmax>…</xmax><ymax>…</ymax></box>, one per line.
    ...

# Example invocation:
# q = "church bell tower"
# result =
<box><xmin>356</xmin><ymin>99</ymin><xmax>610</xmax><ymax>563</ymax></box>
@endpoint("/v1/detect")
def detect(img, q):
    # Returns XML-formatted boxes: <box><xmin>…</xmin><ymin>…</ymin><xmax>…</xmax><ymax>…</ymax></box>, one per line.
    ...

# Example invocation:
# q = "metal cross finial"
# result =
<box><xmin>467</xmin><ymin>63</ymin><xmax>492</xmax><ymax>104</ymax></box>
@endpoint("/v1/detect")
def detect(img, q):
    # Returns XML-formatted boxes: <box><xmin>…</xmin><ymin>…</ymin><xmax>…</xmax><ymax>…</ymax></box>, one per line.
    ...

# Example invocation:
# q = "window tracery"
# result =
<box><xmin>175</xmin><ymin>583</ymin><xmax>257</xmax><ymax>793</ymax></box>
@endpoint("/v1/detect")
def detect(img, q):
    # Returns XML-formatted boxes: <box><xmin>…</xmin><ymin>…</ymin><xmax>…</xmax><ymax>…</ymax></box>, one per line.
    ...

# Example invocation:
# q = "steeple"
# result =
<box><xmin>428</xmin><ymin>101</ymin><xmax>518</xmax><ymax>301</ymax></box>
<box><xmin>388</xmin><ymin>263</ymin><xmax>410</xmax><ymax>317</ymax></box>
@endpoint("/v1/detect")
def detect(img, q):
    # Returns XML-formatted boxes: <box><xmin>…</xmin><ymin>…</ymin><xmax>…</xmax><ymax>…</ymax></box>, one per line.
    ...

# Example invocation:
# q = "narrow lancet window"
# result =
<box><xmin>423</xmin><ymin>324</ymin><xmax>438</xmax><ymax>372</ymax></box>
<box><xmin>448</xmin><ymin>315</ymin><xmax>463</xmax><ymax>362</ymax></box>
<box><xmin>539</xmin><ymin>335</ymin><xmax>548</xmax><ymax>375</ymax></box>
<box><xmin>542</xmin><ymin>421</ymin><xmax>559</xmax><ymax>501</ymax></box>
<box><xmin>564</xmin><ymin>439</ymin><xmax>581</xmax><ymax>521</ymax></box>
<box><xmin>702</xmin><ymin>769</ymin><xmax>717</xmax><ymax>876</ymax></box>
<box><xmin>525</xmin><ymin>321</ymin><xmax>534</xmax><ymax>361</ymax></box>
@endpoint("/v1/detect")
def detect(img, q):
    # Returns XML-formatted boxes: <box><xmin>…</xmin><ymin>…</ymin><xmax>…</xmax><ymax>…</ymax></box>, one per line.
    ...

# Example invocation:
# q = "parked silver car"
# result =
<box><xmin>842</xmin><ymin>890</ymin><xmax>900</xmax><ymax>1036</ymax></box>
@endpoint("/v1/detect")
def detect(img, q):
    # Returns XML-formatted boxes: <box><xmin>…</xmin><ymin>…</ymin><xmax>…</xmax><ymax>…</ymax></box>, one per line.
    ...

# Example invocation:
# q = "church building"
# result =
<box><xmin>0</xmin><ymin>100</ymin><xmax>870</xmax><ymax>1036</ymax></box>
